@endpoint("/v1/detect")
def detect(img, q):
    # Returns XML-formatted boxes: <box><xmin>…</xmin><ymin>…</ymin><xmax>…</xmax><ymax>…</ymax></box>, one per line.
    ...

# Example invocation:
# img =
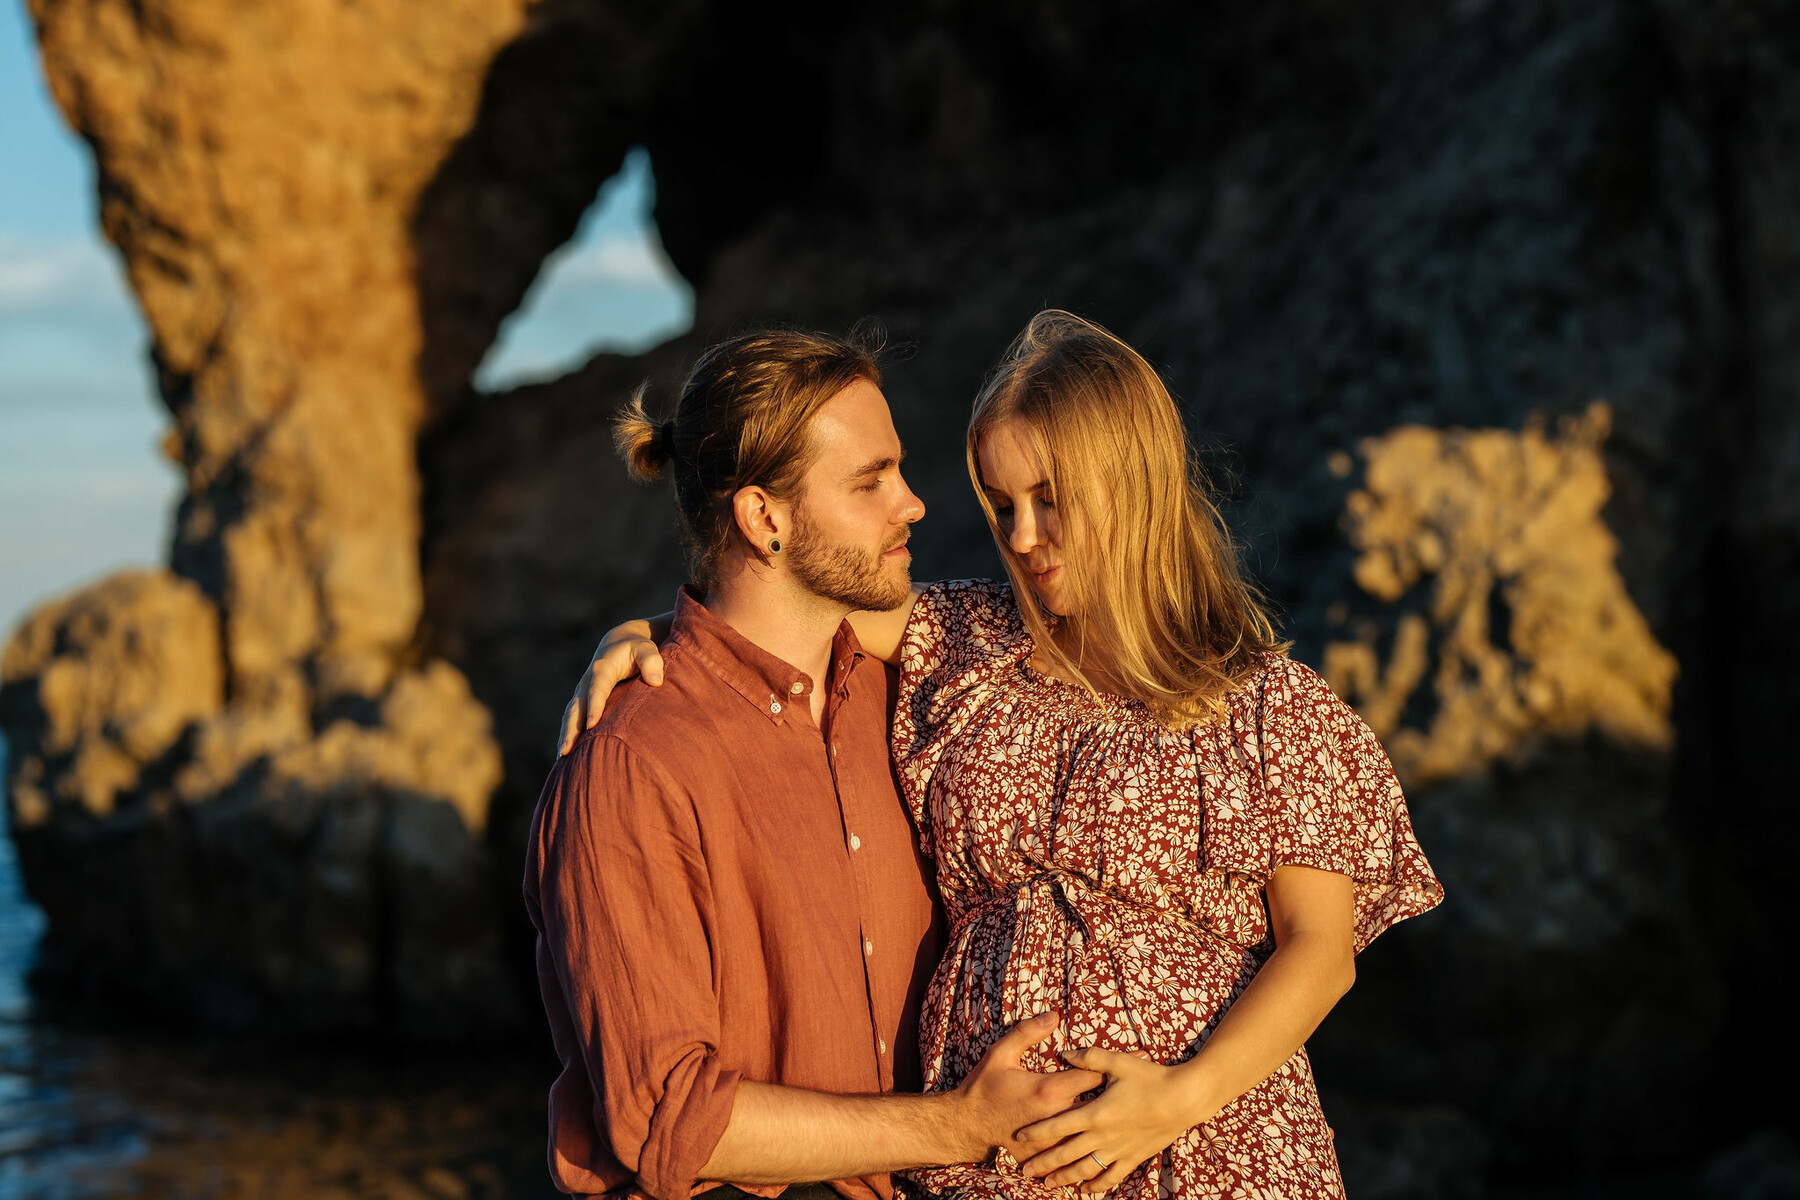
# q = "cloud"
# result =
<box><xmin>0</xmin><ymin>231</ymin><xmax>152</xmax><ymax>399</ymax></box>
<box><xmin>0</xmin><ymin>233</ymin><xmax>138</xmax><ymax>321</ymax></box>
<box><xmin>553</xmin><ymin>233</ymin><xmax>683</xmax><ymax>288</ymax></box>
<box><xmin>0</xmin><ymin>228</ymin><xmax>173</xmax><ymax>639</ymax></box>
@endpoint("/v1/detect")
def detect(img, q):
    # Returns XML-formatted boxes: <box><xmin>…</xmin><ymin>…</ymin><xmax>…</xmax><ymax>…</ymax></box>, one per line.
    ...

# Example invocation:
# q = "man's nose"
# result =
<box><xmin>896</xmin><ymin>474</ymin><xmax>926</xmax><ymax>524</ymax></box>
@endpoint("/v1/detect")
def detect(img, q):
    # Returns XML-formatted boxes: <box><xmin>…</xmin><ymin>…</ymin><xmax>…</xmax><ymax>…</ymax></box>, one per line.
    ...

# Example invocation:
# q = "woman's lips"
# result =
<box><xmin>1030</xmin><ymin>565</ymin><xmax>1061</xmax><ymax>583</ymax></box>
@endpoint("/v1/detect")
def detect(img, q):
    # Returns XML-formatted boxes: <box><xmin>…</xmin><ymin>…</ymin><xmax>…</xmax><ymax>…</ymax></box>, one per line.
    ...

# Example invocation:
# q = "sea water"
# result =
<box><xmin>0</xmin><ymin>735</ymin><xmax>554</xmax><ymax>1199</ymax></box>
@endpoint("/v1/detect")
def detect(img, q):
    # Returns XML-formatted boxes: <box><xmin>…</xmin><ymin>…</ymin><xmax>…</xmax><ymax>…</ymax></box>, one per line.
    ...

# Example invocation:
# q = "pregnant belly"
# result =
<box><xmin>919</xmin><ymin>871</ymin><xmax>1266</xmax><ymax>1091</ymax></box>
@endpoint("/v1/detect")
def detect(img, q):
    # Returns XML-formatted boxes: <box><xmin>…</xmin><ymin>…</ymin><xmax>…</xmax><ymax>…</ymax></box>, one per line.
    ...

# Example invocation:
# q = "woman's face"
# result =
<box><xmin>976</xmin><ymin>417</ymin><xmax>1079</xmax><ymax>616</ymax></box>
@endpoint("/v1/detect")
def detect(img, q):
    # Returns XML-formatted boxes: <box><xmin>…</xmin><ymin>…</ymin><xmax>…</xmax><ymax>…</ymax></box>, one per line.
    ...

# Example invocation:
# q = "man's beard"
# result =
<box><xmin>787</xmin><ymin>507</ymin><xmax>912</xmax><ymax>612</ymax></box>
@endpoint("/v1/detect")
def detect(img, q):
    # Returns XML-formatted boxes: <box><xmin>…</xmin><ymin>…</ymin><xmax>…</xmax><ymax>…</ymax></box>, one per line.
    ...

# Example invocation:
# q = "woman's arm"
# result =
<box><xmin>1015</xmin><ymin>864</ymin><xmax>1356</xmax><ymax>1193</ymax></box>
<box><xmin>556</xmin><ymin>587</ymin><xmax>928</xmax><ymax>756</ymax></box>
<box><xmin>556</xmin><ymin>613</ymin><xmax>672</xmax><ymax>756</ymax></box>
<box><xmin>842</xmin><ymin>584</ymin><xmax>926</xmax><ymax>667</ymax></box>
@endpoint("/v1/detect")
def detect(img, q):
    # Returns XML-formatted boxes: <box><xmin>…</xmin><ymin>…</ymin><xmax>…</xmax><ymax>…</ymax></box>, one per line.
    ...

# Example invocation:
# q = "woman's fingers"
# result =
<box><xmin>1041</xmin><ymin>1140</ymin><xmax>1141</xmax><ymax>1193</ymax></box>
<box><xmin>581</xmin><ymin>668</ymin><xmax>606</xmax><ymax>730</ymax></box>
<box><xmin>556</xmin><ymin>697</ymin><xmax>581</xmax><ymax>757</ymax></box>
<box><xmin>1060</xmin><ymin>1045</ymin><xmax>1138</xmax><ymax>1075</ymax></box>
<box><xmin>558</xmin><ymin>627</ymin><xmax>665</xmax><ymax>757</ymax></box>
<box><xmin>1020</xmin><ymin>1135</ymin><xmax>1106</xmax><ymax>1184</ymax></box>
<box><xmin>1015</xmin><ymin>1106</ymin><xmax>1086</xmax><ymax>1146</ymax></box>
<box><xmin>1018</xmin><ymin>1045</ymin><xmax>1168</xmax><ymax>1192</ymax></box>
<box><xmin>1083</xmin><ymin>1155</ymin><xmax>1136</xmax><ymax>1195</ymax></box>
<box><xmin>633</xmin><ymin>639</ymin><xmax>666</xmax><ymax>686</ymax></box>
<box><xmin>1017</xmin><ymin>1046</ymin><xmax>1140</xmax><ymax>1145</ymax></box>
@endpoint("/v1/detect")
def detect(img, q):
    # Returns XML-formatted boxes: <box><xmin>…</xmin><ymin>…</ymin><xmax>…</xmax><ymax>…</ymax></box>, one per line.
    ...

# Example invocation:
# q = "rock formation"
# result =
<box><xmin>5</xmin><ymin>0</ymin><xmax>1798</xmax><ymax>1192</ymax></box>
<box><xmin>3</xmin><ymin>0</ymin><xmax>528</xmax><ymax>1032</ymax></box>
<box><xmin>1322</xmin><ymin>403</ymin><xmax>1678</xmax><ymax>788</ymax></box>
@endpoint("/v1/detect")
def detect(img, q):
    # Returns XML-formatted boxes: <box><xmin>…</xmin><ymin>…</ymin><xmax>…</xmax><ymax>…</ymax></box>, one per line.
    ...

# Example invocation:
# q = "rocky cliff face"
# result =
<box><xmin>5</xmin><ymin>0</ymin><xmax>1797</xmax><ymax>1191</ymax></box>
<box><xmin>3</xmin><ymin>0</ymin><xmax>529</xmax><ymax>1033</ymax></box>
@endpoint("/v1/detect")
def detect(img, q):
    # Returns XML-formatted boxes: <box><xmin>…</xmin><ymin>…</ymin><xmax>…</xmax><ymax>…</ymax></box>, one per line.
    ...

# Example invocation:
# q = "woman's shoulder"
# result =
<box><xmin>1220</xmin><ymin>652</ymin><xmax>1386</xmax><ymax>766</ymax></box>
<box><xmin>1222</xmin><ymin>651</ymin><xmax>1343</xmax><ymax>720</ymax></box>
<box><xmin>905</xmin><ymin>578</ymin><xmax>1031</xmax><ymax>671</ymax></box>
<box><xmin>914</xmin><ymin>578</ymin><xmax>1025</xmax><ymax>637</ymax></box>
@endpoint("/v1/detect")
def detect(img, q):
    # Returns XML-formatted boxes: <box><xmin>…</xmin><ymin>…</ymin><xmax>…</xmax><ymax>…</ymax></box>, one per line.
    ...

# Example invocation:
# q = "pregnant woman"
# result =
<box><xmin>570</xmin><ymin>311</ymin><xmax>1442</xmax><ymax>1199</ymax></box>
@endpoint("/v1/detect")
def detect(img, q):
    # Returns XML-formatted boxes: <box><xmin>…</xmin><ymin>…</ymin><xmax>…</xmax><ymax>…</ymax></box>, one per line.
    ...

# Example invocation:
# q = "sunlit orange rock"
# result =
<box><xmin>6</xmin><ymin>0</ymin><xmax>531</xmax><ymax>1032</ymax></box>
<box><xmin>1324</xmin><ymin>403</ymin><xmax>1678</xmax><ymax>788</ymax></box>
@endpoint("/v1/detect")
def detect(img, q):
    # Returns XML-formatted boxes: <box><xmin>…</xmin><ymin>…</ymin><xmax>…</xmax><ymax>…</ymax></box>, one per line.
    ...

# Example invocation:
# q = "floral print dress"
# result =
<box><xmin>892</xmin><ymin>581</ymin><xmax>1443</xmax><ymax>1200</ymax></box>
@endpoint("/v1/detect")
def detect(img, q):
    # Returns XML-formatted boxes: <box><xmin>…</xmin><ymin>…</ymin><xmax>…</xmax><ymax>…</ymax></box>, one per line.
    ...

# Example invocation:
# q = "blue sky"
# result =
<box><xmin>0</xmin><ymin>0</ymin><xmax>690</xmax><ymax>641</ymax></box>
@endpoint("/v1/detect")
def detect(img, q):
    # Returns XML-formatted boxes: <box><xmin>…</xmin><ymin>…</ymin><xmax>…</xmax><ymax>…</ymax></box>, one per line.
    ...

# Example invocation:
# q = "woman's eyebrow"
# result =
<box><xmin>982</xmin><ymin>479</ymin><xmax>1051</xmax><ymax>498</ymax></box>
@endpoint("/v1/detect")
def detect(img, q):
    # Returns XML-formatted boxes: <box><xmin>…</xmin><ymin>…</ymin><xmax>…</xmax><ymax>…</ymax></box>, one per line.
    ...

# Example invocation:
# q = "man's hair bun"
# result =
<box><xmin>613</xmin><ymin>384</ymin><xmax>674</xmax><ymax>483</ymax></box>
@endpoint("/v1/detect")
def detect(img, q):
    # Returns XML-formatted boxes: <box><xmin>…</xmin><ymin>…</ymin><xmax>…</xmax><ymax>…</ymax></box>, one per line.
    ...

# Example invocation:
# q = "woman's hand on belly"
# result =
<box><xmin>1013</xmin><ymin>1047</ymin><xmax>1210</xmax><ymax>1192</ymax></box>
<box><xmin>1014</xmin><ymin>865</ymin><xmax>1358</xmax><ymax>1191</ymax></box>
<box><xmin>951</xmin><ymin>1012</ymin><xmax>1107</xmax><ymax>1163</ymax></box>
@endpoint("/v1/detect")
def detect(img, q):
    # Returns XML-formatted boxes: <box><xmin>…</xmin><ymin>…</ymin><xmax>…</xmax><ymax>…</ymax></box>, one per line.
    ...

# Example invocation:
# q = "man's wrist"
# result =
<box><xmin>936</xmin><ymin>1087</ymin><xmax>999</xmax><ymax>1165</ymax></box>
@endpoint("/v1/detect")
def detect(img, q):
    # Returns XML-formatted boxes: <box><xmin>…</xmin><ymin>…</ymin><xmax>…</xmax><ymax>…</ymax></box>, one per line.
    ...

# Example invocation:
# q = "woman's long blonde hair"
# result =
<box><xmin>967</xmin><ymin>310</ymin><xmax>1286</xmax><ymax>725</ymax></box>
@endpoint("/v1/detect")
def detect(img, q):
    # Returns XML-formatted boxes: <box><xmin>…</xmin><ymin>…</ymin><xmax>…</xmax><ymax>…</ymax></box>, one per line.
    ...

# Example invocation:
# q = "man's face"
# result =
<box><xmin>785</xmin><ymin>378</ymin><xmax>926</xmax><ymax>612</ymax></box>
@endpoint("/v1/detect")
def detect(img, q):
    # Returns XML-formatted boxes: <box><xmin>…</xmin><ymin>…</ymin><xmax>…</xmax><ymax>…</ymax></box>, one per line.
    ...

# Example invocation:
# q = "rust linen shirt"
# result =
<box><xmin>524</xmin><ymin>588</ymin><xmax>942</xmax><ymax>1200</ymax></box>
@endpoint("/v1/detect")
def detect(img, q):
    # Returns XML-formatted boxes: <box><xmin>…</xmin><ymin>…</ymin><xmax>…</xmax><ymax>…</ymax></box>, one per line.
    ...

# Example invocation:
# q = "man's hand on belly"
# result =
<box><xmin>948</xmin><ymin>1011</ymin><xmax>1104</xmax><ymax>1162</ymax></box>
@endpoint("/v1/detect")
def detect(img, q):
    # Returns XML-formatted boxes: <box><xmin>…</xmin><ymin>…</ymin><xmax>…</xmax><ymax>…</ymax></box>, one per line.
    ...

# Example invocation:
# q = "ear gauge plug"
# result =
<box><xmin>769</xmin><ymin>539</ymin><xmax>783</xmax><ymax>554</ymax></box>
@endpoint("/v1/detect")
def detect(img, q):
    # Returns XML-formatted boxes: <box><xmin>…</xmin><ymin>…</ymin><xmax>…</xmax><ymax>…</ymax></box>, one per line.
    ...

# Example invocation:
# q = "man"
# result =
<box><xmin>525</xmin><ymin>329</ymin><xmax>1096</xmax><ymax>1199</ymax></box>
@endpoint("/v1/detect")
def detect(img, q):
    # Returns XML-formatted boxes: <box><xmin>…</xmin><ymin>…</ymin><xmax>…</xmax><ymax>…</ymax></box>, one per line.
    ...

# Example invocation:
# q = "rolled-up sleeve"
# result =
<box><xmin>529</xmin><ymin>732</ymin><xmax>741</xmax><ymax>1200</ymax></box>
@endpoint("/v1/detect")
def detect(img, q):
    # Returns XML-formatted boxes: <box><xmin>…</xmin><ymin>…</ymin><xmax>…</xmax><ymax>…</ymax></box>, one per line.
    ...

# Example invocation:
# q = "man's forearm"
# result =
<box><xmin>699</xmin><ymin>1080</ymin><xmax>980</xmax><ymax>1184</ymax></box>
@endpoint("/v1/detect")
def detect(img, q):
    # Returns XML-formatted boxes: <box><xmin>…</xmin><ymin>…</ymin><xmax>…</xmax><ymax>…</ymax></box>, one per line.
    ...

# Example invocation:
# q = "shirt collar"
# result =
<box><xmin>667</xmin><ymin>585</ymin><xmax>867</xmax><ymax>725</ymax></box>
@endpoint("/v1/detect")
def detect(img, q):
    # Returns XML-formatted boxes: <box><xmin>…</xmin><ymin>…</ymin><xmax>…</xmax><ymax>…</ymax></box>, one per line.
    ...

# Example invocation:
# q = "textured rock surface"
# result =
<box><xmin>5</xmin><ymin>0</ymin><xmax>528</xmax><ymax>1033</ymax></box>
<box><xmin>1</xmin><ymin>571</ymin><xmax>221</xmax><ymax>824</ymax></box>
<box><xmin>4</xmin><ymin>0</ymin><xmax>1798</xmax><ymax>1190</ymax></box>
<box><xmin>1322</xmin><ymin>403</ymin><xmax>1677</xmax><ymax>788</ymax></box>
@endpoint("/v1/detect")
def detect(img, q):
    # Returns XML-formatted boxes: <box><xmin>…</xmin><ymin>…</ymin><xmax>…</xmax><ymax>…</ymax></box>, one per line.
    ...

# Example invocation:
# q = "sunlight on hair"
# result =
<box><xmin>473</xmin><ymin>148</ymin><xmax>694</xmax><ymax>393</ymax></box>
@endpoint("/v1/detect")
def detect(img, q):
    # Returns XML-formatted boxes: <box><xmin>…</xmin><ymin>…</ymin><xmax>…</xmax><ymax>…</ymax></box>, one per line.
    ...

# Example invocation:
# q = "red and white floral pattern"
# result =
<box><xmin>893</xmin><ymin>580</ymin><xmax>1443</xmax><ymax>1200</ymax></box>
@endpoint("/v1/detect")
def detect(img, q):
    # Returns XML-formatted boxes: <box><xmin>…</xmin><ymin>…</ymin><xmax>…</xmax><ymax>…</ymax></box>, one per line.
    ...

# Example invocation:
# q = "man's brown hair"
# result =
<box><xmin>615</xmin><ymin>327</ymin><xmax>883</xmax><ymax>592</ymax></box>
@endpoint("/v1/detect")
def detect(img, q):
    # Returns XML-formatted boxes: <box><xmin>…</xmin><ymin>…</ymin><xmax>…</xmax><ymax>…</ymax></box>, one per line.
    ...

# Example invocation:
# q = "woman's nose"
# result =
<box><xmin>1008</xmin><ymin>508</ymin><xmax>1039</xmax><ymax>554</ymax></box>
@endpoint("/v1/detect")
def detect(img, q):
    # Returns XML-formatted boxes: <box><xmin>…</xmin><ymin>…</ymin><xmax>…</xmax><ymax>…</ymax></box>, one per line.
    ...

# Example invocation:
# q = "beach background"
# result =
<box><xmin>3</xmin><ymin>0</ymin><xmax>1798</xmax><ymax>1196</ymax></box>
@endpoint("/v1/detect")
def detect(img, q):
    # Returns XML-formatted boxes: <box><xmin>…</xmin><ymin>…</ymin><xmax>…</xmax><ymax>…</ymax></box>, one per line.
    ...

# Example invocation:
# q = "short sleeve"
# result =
<box><xmin>892</xmin><ymin>580</ymin><xmax>1030</xmax><ymax>853</ymax></box>
<box><xmin>1242</xmin><ymin>657</ymin><xmax>1444</xmax><ymax>953</ymax></box>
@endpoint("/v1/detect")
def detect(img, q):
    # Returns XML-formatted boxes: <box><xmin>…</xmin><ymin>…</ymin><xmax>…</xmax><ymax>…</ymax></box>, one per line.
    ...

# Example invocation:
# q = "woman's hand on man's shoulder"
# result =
<box><xmin>556</xmin><ymin>618</ymin><xmax>668</xmax><ymax>757</ymax></box>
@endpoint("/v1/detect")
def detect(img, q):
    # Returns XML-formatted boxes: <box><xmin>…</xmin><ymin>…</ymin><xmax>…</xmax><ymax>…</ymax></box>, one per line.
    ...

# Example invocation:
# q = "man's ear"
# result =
<box><xmin>732</xmin><ymin>485</ymin><xmax>792</xmax><ymax>555</ymax></box>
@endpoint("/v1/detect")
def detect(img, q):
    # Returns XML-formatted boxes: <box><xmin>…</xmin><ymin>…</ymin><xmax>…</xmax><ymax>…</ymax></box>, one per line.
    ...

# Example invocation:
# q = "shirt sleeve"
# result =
<box><xmin>530</xmin><ymin>732</ymin><xmax>740</xmax><ymax>1200</ymax></box>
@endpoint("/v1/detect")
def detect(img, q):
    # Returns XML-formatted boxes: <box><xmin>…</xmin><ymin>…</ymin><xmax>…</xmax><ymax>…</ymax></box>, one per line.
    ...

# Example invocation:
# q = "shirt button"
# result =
<box><xmin>769</xmin><ymin>701</ymin><xmax>782</xmax><ymax>714</ymax></box>
<box><xmin>863</xmin><ymin>939</ymin><xmax>874</xmax><ymax>957</ymax></box>
<box><xmin>849</xmin><ymin>833</ymin><xmax>862</xmax><ymax>851</ymax></box>
<box><xmin>878</xmin><ymin>1039</ymin><xmax>887</xmax><ymax>1054</ymax></box>
<box><xmin>789</xmin><ymin>681</ymin><xmax>805</xmax><ymax>695</ymax></box>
